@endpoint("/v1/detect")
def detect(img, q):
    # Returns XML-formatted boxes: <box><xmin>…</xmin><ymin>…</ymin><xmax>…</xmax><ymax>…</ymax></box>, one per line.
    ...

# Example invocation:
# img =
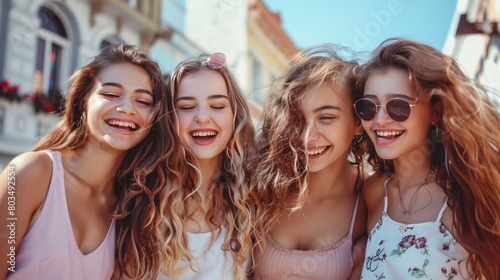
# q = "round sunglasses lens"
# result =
<box><xmin>387</xmin><ymin>99</ymin><xmax>411</xmax><ymax>122</ymax></box>
<box><xmin>355</xmin><ymin>100</ymin><xmax>376</xmax><ymax>121</ymax></box>
<box><xmin>207</xmin><ymin>53</ymin><xmax>226</xmax><ymax>69</ymax></box>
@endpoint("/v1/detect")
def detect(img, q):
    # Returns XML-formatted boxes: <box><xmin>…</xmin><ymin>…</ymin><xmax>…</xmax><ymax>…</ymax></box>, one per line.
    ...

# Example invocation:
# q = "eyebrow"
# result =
<box><xmin>313</xmin><ymin>105</ymin><xmax>342</xmax><ymax>113</ymax></box>
<box><xmin>175</xmin><ymin>94</ymin><xmax>230</xmax><ymax>102</ymax></box>
<box><xmin>101</xmin><ymin>82</ymin><xmax>153</xmax><ymax>96</ymax></box>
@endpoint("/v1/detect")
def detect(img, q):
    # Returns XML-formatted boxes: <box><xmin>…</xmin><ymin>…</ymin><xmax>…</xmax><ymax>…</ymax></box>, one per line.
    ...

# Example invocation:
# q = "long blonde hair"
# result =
<box><xmin>357</xmin><ymin>38</ymin><xmax>500</xmax><ymax>279</ymax></box>
<box><xmin>162</xmin><ymin>54</ymin><xmax>256</xmax><ymax>279</ymax></box>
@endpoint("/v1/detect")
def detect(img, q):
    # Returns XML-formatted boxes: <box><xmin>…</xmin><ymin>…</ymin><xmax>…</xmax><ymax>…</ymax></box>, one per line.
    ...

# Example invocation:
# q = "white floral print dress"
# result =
<box><xmin>361</xmin><ymin>176</ymin><xmax>473</xmax><ymax>280</ymax></box>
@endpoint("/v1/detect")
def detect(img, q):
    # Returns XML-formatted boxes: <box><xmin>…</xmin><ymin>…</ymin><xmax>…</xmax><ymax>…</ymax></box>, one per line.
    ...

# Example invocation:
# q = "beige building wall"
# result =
<box><xmin>443</xmin><ymin>0</ymin><xmax>500</xmax><ymax>96</ymax></box>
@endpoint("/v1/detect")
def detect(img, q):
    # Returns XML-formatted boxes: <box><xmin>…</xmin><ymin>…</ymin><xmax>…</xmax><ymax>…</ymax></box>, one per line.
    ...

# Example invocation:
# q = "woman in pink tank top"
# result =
<box><xmin>355</xmin><ymin>38</ymin><xmax>500</xmax><ymax>279</ymax></box>
<box><xmin>249</xmin><ymin>45</ymin><xmax>368</xmax><ymax>280</ymax></box>
<box><xmin>0</xmin><ymin>43</ymin><xmax>179</xmax><ymax>280</ymax></box>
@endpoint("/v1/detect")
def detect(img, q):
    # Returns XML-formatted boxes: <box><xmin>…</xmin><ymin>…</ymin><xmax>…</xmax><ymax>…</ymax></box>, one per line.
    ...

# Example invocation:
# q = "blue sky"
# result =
<box><xmin>263</xmin><ymin>0</ymin><xmax>458</xmax><ymax>54</ymax></box>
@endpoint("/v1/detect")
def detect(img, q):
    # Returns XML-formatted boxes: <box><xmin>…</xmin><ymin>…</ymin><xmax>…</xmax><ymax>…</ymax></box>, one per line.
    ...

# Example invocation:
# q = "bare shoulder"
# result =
<box><xmin>0</xmin><ymin>151</ymin><xmax>53</xmax><ymax>277</ymax></box>
<box><xmin>0</xmin><ymin>151</ymin><xmax>53</xmax><ymax>205</ymax></box>
<box><xmin>5</xmin><ymin>151</ymin><xmax>53</xmax><ymax>181</ymax></box>
<box><xmin>361</xmin><ymin>171</ymin><xmax>388</xmax><ymax>212</ymax></box>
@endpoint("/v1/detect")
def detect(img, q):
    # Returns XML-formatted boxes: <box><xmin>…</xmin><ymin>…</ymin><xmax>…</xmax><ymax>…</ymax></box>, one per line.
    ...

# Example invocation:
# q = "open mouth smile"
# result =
<box><xmin>106</xmin><ymin>119</ymin><xmax>139</xmax><ymax>132</ymax></box>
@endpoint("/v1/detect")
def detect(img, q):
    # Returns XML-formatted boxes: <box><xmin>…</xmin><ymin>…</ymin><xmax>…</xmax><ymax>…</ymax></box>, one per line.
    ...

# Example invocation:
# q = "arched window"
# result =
<box><xmin>35</xmin><ymin>6</ymin><xmax>69</xmax><ymax>94</ymax></box>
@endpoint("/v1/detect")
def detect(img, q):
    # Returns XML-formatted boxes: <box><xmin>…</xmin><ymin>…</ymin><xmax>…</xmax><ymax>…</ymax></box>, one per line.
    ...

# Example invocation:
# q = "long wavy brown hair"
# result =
<box><xmin>250</xmin><ymin>45</ymin><xmax>365</xmax><ymax>261</ymax></box>
<box><xmin>356</xmin><ymin>38</ymin><xmax>500</xmax><ymax>279</ymax></box>
<box><xmin>35</xmin><ymin>43</ymin><xmax>184</xmax><ymax>279</ymax></box>
<box><xmin>161</xmin><ymin>54</ymin><xmax>256</xmax><ymax>279</ymax></box>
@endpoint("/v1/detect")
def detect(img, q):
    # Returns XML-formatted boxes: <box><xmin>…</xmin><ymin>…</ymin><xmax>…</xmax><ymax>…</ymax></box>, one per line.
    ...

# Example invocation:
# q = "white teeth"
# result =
<box><xmin>108</xmin><ymin>120</ymin><xmax>136</xmax><ymax>129</ymax></box>
<box><xmin>376</xmin><ymin>131</ymin><xmax>403</xmax><ymax>137</ymax></box>
<box><xmin>308</xmin><ymin>147</ymin><xmax>327</xmax><ymax>155</ymax></box>
<box><xmin>192</xmin><ymin>131</ymin><xmax>216</xmax><ymax>137</ymax></box>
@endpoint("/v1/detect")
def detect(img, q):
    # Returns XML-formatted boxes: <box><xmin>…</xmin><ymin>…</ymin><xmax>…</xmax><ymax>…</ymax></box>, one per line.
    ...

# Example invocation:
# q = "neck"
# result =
<box><xmin>61</xmin><ymin>142</ymin><xmax>126</xmax><ymax>193</ymax></box>
<box><xmin>392</xmin><ymin>158</ymin><xmax>434</xmax><ymax>189</ymax></box>
<box><xmin>307</xmin><ymin>160</ymin><xmax>356</xmax><ymax>197</ymax></box>
<box><xmin>194</xmin><ymin>158</ymin><xmax>222</xmax><ymax>197</ymax></box>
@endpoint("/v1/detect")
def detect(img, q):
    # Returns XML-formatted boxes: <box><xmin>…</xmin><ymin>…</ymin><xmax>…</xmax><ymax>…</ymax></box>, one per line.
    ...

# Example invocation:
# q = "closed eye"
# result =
<box><xmin>319</xmin><ymin>115</ymin><xmax>337</xmax><ymax>121</ymax></box>
<box><xmin>136</xmin><ymin>99</ymin><xmax>152</xmax><ymax>106</ymax></box>
<box><xmin>101</xmin><ymin>92</ymin><xmax>120</xmax><ymax>98</ymax></box>
<box><xmin>179</xmin><ymin>105</ymin><xmax>195</xmax><ymax>111</ymax></box>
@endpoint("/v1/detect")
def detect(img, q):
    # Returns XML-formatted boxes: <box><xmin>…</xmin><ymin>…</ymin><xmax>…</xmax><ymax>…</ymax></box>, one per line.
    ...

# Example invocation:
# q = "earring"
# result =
<box><xmin>353</xmin><ymin>135</ymin><xmax>363</xmax><ymax>144</ymax></box>
<box><xmin>435</xmin><ymin>124</ymin><xmax>439</xmax><ymax>138</ymax></box>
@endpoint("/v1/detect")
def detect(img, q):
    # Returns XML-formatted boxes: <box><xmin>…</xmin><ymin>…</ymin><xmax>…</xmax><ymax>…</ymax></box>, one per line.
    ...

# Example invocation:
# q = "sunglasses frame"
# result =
<box><xmin>204</xmin><ymin>52</ymin><xmax>226</xmax><ymax>69</ymax></box>
<box><xmin>353</xmin><ymin>98</ymin><xmax>417</xmax><ymax>122</ymax></box>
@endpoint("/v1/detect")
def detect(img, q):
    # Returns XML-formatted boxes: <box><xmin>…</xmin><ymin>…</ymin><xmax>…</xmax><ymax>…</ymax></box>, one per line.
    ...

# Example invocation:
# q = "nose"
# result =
<box><xmin>116</xmin><ymin>97</ymin><xmax>135</xmax><ymax>114</ymax></box>
<box><xmin>373</xmin><ymin>104</ymin><xmax>391</xmax><ymax>125</ymax></box>
<box><xmin>195</xmin><ymin>107</ymin><xmax>210</xmax><ymax>124</ymax></box>
<box><xmin>305</xmin><ymin>122</ymin><xmax>320</xmax><ymax>143</ymax></box>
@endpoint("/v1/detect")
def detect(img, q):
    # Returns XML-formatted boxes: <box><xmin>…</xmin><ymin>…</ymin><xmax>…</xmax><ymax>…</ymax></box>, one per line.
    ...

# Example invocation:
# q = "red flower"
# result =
<box><xmin>45</xmin><ymin>104</ymin><xmax>55</xmax><ymax>112</ymax></box>
<box><xmin>1</xmin><ymin>80</ymin><xmax>9</xmax><ymax>90</ymax></box>
<box><xmin>398</xmin><ymin>235</ymin><xmax>416</xmax><ymax>249</ymax></box>
<box><xmin>414</xmin><ymin>237</ymin><xmax>427</xmax><ymax>249</ymax></box>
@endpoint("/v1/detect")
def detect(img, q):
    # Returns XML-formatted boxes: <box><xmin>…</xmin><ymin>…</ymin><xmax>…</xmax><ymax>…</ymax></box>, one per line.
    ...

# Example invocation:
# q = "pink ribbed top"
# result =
<box><xmin>7</xmin><ymin>150</ymin><xmax>115</xmax><ymax>280</ymax></box>
<box><xmin>253</xmin><ymin>195</ymin><xmax>360</xmax><ymax>280</ymax></box>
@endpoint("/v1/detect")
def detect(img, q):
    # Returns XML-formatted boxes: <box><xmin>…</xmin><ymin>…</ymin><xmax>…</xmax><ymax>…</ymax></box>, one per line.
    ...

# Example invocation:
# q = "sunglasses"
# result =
<box><xmin>353</xmin><ymin>98</ymin><xmax>417</xmax><ymax>122</ymax></box>
<box><xmin>204</xmin><ymin>53</ymin><xmax>226</xmax><ymax>69</ymax></box>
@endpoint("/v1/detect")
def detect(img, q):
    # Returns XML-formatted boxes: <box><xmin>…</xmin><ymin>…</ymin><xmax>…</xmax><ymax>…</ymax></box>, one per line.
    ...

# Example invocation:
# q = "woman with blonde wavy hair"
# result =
<box><xmin>250</xmin><ymin>45</ymin><xmax>367</xmax><ymax>280</ymax></box>
<box><xmin>356</xmin><ymin>38</ymin><xmax>500</xmax><ymax>279</ymax></box>
<box><xmin>154</xmin><ymin>53</ymin><xmax>256</xmax><ymax>279</ymax></box>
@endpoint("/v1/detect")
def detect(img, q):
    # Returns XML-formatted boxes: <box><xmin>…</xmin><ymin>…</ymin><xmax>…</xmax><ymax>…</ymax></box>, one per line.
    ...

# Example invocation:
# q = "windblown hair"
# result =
<box><xmin>32</xmin><ymin>43</ymin><xmax>184</xmax><ymax>279</ymax></box>
<box><xmin>162</xmin><ymin>54</ymin><xmax>256</xmax><ymax>279</ymax></box>
<box><xmin>250</xmin><ymin>45</ymin><xmax>364</xmax><ymax>257</ymax></box>
<box><xmin>356</xmin><ymin>38</ymin><xmax>500</xmax><ymax>279</ymax></box>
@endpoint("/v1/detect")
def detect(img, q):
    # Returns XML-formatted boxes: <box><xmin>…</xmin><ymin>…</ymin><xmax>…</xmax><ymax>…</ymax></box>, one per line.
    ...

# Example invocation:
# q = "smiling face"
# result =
<box><xmin>300</xmin><ymin>82</ymin><xmax>362</xmax><ymax>173</ymax></box>
<box><xmin>175</xmin><ymin>70</ymin><xmax>234</xmax><ymax>163</ymax></box>
<box><xmin>85</xmin><ymin>62</ymin><xmax>154</xmax><ymax>152</ymax></box>
<box><xmin>362</xmin><ymin>67</ymin><xmax>435</xmax><ymax>161</ymax></box>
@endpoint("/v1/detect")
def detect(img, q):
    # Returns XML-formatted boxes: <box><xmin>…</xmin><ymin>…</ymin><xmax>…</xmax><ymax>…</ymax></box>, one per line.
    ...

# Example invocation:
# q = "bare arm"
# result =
<box><xmin>0</xmin><ymin>152</ymin><xmax>52</xmax><ymax>278</ymax></box>
<box><xmin>349</xmin><ymin>234</ymin><xmax>367</xmax><ymax>280</ymax></box>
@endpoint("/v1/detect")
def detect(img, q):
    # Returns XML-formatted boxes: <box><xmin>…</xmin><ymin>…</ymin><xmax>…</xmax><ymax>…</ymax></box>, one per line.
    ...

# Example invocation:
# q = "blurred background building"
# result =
<box><xmin>0</xmin><ymin>0</ymin><xmax>298</xmax><ymax>169</ymax></box>
<box><xmin>443</xmin><ymin>0</ymin><xmax>500</xmax><ymax>105</ymax></box>
<box><xmin>0</xmin><ymin>0</ymin><xmax>498</xmax><ymax>169</ymax></box>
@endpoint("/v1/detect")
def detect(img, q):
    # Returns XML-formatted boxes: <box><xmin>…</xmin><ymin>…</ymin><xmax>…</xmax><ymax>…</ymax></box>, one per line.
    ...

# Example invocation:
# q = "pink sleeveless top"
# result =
<box><xmin>7</xmin><ymin>150</ymin><xmax>116</xmax><ymax>280</ymax></box>
<box><xmin>253</xmin><ymin>195</ymin><xmax>361</xmax><ymax>280</ymax></box>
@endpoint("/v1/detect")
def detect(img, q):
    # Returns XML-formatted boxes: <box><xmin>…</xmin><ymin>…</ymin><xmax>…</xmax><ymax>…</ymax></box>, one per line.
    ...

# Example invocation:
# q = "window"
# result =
<box><xmin>35</xmin><ymin>6</ymin><xmax>69</xmax><ymax>94</ymax></box>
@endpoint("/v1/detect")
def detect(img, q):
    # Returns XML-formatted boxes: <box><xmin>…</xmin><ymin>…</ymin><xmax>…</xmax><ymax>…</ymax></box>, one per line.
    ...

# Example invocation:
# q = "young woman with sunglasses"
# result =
<box><xmin>150</xmin><ymin>53</ymin><xmax>256</xmax><ymax>279</ymax></box>
<box><xmin>355</xmin><ymin>38</ymin><xmax>500</xmax><ymax>279</ymax></box>
<box><xmin>0</xmin><ymin>43</ymin><xmax>177</xmax><ymax>279</ymax></box>
<box><xmin>250</xmin><ymin>45</ymin><xmax>367</xmax><ymax>280</ymax></box>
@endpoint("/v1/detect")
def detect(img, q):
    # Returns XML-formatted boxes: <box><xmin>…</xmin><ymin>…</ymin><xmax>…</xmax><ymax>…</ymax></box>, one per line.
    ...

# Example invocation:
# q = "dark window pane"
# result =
<box><xmin>38</xmin><ymin>6</ymin><xmax>67</xmax><ymax>38</ymax></box>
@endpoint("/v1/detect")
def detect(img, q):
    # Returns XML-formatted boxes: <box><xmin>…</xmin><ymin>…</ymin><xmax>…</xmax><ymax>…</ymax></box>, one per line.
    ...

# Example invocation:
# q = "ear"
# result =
<box><xmin>431</xmin><ymin>99</ymin><xmax>443</xmax><ymax>125</ymax></box>
<box><xmin>354</xmin><ymin>119</ymin><xmax>364</xmax><ymax>136</ymax></box>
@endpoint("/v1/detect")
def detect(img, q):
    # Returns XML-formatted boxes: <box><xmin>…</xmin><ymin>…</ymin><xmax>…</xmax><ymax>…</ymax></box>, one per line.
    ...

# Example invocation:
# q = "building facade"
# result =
<box><xmin>0</xmin><ymin>0</ymin><xmax>297</xmax><ymax>168</ymax></box>
<box><xmin>0</xmin><ymin>0</ymin><xmax>164</xmax><ymax>168</ymax></box>
<box><xmin>443</xmin><ymin>0</ymin><xmax>500</xmax><ymax>103</ymax></box>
